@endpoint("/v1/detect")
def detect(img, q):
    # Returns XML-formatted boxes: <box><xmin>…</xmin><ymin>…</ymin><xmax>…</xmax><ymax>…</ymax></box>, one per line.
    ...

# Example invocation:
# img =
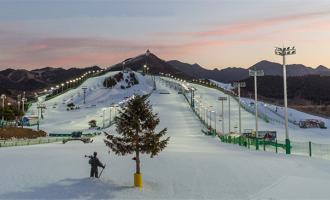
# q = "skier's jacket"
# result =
<box><xmin>89</xmin><ymin>156</ymin><xmax>104</xmax><ymax>169</ymax></box>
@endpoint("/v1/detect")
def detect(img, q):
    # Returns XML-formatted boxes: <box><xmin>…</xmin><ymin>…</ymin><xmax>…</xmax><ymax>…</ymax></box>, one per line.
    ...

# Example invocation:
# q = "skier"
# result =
<box><xmin>87</xmin><ymin>152</ymin><xmax>105</xmax><ymax>178</ymax></box>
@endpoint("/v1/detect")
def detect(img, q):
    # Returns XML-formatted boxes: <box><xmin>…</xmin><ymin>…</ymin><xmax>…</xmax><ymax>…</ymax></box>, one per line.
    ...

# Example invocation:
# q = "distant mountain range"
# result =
<box><xmin>108</xmin><ymin>53</ymin><xmax>330</xmax><ymax>83</ymax></box>
<box><xmin>0</xmin><ymin>66</ymin><xmax>100</xmax><ymax>98</ymax></box>
<box><xmin>166</xmin><ymin>59</ymin><xmax>330</xmax><ymax>82</ymax></box>
<box><xmin>1</xmin><ymin>52</ymin><xmax>330</xmax><ymax>97</ymax></box>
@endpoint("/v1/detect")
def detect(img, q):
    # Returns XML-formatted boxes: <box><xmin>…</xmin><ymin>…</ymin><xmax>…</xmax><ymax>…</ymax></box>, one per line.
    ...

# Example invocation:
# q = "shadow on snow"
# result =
<box><xmin>0</xmin><ymin>178</ymin><xmax>134</xmax><ymax>199</ymax></box>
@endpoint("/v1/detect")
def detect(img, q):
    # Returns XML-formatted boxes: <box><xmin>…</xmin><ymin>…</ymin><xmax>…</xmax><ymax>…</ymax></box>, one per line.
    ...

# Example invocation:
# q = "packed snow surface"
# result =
<box><xmin>26</xmin><ymin>71</ymin><xmax>153</xmax><ymax>133</ymax></box>
<box><xmin>1</xmin><ymin>76</ymin><xmax>330</xmax><ymax>199</ymax></box>
<box><xmin>201</xmin><ymin>79</ymin><xmax>330</xmax><ymax>143</ymax></box>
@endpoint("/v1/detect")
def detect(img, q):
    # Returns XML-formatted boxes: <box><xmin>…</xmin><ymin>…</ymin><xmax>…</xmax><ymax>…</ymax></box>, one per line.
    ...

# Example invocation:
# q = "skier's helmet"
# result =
<box><xmin>93</xmin><ymin>152</ymin><xmax>97</xmax><ymax>156</ymax></box>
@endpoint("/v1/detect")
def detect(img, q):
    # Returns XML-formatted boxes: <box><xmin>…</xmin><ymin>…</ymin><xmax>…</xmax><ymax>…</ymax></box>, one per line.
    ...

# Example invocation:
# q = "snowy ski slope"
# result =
<box><xmin>164</xmin><ymin>78</ymin><xmax>330</xmax><ymax>143</ymax></box>
<box><xmin>1</xmin><ymin>78</ymin><xmax>330</xmax><ymax>199</ymax></box>
<box><xmin>26</xmin><ymin>71</ymin><xmax>154</xmax><ymax>133</ymax></box>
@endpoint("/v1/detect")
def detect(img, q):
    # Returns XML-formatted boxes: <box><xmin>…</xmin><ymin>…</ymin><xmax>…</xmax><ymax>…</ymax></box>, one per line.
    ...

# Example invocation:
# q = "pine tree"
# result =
<box><xmin>104</xmin><ymin>95</ymin><xmax>169</xmax><ymax>183</ymax></box>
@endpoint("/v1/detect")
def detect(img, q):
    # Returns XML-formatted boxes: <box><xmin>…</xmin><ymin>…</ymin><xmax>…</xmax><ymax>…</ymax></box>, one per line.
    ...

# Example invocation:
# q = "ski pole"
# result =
<box><xmin>99</xmin><ymin>164</ymin><xmax>106</xmax><ymax>178</ymax></box>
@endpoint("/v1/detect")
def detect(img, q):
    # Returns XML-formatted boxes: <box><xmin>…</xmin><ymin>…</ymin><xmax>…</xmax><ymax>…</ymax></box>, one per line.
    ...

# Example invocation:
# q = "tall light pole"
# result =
<box><xmin>275</xmin><ymin>46</ymin><xmax>296</xmax><ymax>154</ymax></box>
<box><xmin>233</xmin><ymin>82</ymin><xmax>246</xmax><ymax>135</ymax></box>
<box><xmin>122</xmin><ymin>61</ymin><xmax>125</xmax><ymax>72</ymax></box>
<box><xmin>143</xmin><ymin>64</ymin><xmax>147</xmax><ymax>75</ymax></box>
<box><xmin>249</xmin><ymin>69</ymin><xmax>264</xmax><ymax>150</ymax></box>
<box><xmin>228</xmin><ymin>96</ymin><xmax>231</xmax><ymax>133</ymax></box>
<box><xmin>145</xmin><ymin>49</ymin><xmax>150</xmax><ymax>75</ymax></box>
<box><xmin>218</xmin><ymin>97</ymin><xmax>227</xmax><ymax>134</ymax></box>
<box><xmin>1</xmin><ymin>94</ymin><xmax>6</xmax><ymax>122</ymax></box>
<box><xmin>17</xmin><ymin>94</ymin><xmax>21</xmax><ymax>112</ymax></box>
<box><xmin>21</xmin><ymin>91</ymin><xmax>26</xmax><ymax>113</ymax></box>
<box><xmin>211</xmin><ymin>110</ymin><xmax>216</xmax><ymax>134</ymax></box>
<box><xmin>61</xmin><ymin>83</ymin><xmax>65</xmax><ymax>92</ymax></box>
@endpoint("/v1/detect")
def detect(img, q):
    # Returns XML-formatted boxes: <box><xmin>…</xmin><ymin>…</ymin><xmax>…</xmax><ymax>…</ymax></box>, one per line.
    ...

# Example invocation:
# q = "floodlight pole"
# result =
<box><xmin>17</xmin><ymin>94</ymin><xmax>21</xmax><ymax>112</ymax></box>
<box><xmin>22</xmin><ymin>92</ymin><xmax>26</xmax><ymax>112</ymax></box>
<box><xmin>275</xmin><ymin>46</ymin><xmax>296</xmax><ymax>154</ymax></box>
<box><xmin>234</xmin><ymin>82</ymin><xmax>246</xmax><ymax>135</ymax></box>
<box><xmin>213</xmin><ymin>110</ymin><xmax>216</xmax><ymax>134</ymax></box>
<box><xmin>249</xmin><ymin>69</ymin><xmax>264</xmax><ymax>150</ymax></box>
<box><xmin>218</xmin><ymin>96</ymin><xmax>227</xmax><ymax>134</ymax></box>
<box><xmin>228</xmin><ymin>96</ymin><xmax>231</xmax><ymax>133</ymax></box>
<box><xmin>1</xmin><ymin>94</ymin><xmax>6</xmax><ymax>122</ymax></box>
<box><xmin>221</xmin><ymin>100</ymin><xmax>224</xmax><ymax>134</ymax></box>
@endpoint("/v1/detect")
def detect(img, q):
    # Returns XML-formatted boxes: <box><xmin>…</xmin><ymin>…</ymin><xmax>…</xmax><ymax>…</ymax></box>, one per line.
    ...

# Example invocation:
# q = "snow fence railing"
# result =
<box><xmin>159</xmin><ymin>76</ymin><xmax>330</xmax><ymax>161</ymax></box>
<box><xmin>189</xmin><ymin>80</ymin><xmax>271</xmax><ymax>123</ymax></box>
<box><xmin>220</xmin><ymin>134</ymin><xmax>330</xmax><ymax>161</ymax></box>
<box><xmin>158</xmin><ymin>77</ymin><xmax>216</xmax><ymax>135</ymax></box>
<box><xmin>0</xmin><ymin>137</ymin><xmax>68</xmax><ymax>148</ymax></box>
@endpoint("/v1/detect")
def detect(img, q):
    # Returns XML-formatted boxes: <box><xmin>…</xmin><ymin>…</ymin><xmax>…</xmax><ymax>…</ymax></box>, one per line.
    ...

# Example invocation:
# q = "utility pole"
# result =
<box><xmin>275</xmin><ymin>46</ymin><xmax>296</xmax><ymax>154</ymax></box>
<box><xmin>249</xmin><ymin>69</ymin><xmax>264</xmax><ymax>150</ymax></box>
<box><xmin>218</xmin><ymin>96</ymin><xmax>227</xmax><ymax>134</ymax></box>
<box><xmin>233</xmin><ymin>82</ymin><xmax>246</xmax><ymax>135</ymax></box>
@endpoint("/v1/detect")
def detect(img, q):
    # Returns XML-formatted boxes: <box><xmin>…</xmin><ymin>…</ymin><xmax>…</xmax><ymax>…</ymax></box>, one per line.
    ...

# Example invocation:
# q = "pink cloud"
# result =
<box><xmin>179</xmin><ymin>10</ymin><xmax>330</xmax><ymax>37</ymax></box>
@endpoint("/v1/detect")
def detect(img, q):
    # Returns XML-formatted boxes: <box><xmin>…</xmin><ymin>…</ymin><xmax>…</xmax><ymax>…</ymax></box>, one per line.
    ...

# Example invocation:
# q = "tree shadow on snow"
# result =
<box><xmin>0</xmin><ymin>178</ymin><xmax>134</xmax><ymax>199</ymax></box>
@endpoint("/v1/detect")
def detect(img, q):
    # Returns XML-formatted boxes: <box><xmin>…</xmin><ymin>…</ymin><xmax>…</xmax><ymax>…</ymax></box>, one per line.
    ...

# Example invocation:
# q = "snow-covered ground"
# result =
<box><xmin>190</xmin><ymin>79</ymin><xmax>330</xmax><ymax>143</ymax></box>
<box><xmin>209</xmin><ymin>79</ymin><xmax>234</xmax><ymax>91</ymax></box>
<box><xmin>26</xmin><ymin>71</ymin><xmax>154</xmax><ymax>133</ymax></box>
<box><xmin>1</xmin><ymin>77</ymin><xmax>330</xmax><ymax>199</ymax></box>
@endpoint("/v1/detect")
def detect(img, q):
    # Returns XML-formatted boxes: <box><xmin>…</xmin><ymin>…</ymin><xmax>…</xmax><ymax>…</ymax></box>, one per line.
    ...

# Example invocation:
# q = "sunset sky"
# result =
<box><xmin>0</xmin><ymin>0</ymin><xmax>330</xmax><ymax>70</ymax></box>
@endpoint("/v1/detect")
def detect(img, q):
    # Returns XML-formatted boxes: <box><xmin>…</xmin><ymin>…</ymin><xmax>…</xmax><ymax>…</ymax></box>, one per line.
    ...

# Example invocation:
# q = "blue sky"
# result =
<box><xmin>0</xmin><ymin>0</ymin><xmax>330</xmax><ymax>69</ymax></box>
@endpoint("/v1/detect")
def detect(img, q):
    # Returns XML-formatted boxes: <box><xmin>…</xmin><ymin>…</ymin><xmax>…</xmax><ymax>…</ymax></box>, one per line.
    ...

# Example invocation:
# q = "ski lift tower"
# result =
<box><xmin>82</xmin><ymin>86</ymin><xmax>88</xmax><ymax>104</ymax></box>
<box><xmin>37</xmin><ymin>103</ymin><xmax>46</xmax><ymax>130</ymax></box>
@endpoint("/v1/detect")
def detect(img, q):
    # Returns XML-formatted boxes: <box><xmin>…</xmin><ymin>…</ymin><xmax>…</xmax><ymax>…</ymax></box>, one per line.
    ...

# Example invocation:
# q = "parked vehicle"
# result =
<box><xmin>299</xmin><ymin>119</ymin><xmax>327</xmax><ymax>129</ymax></box>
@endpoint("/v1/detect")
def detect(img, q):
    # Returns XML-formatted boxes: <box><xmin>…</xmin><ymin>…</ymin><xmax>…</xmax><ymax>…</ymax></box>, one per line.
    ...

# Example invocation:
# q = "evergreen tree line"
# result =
<box><xmin>241</xmin><ymin>75</ymin><xmax>330</xmax><ymax>105</ymax></box>
<box><xmin>0</xmin><ymin>106</ymin><xmax>24</xmax><ymax>121</ymax></box>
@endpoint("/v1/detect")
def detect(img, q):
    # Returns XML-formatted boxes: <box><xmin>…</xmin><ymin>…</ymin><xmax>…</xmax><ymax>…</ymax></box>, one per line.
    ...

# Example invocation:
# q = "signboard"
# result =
<box><xmin>218</xmin><ymin>97</ymin><xmax>227</xmax><ymax>101</ymax></box>
<box><xmin>249</xmin><ymin>70</ymin><xmax>264</xmax><ymax>77</ymax></box>
<box><xmin>243</xmin><ymin>130</ymin><xmax>277</xmax><ymax>141</ymax></box>
<box><xmin>233</xmin><ymin>82</ymin><xmax>246</xmax><ymax>88</ymax></box>
<box><xmin>256</xmin><ymin>131</ymin><xmax>277</xmax><ymax>141</ymax></box>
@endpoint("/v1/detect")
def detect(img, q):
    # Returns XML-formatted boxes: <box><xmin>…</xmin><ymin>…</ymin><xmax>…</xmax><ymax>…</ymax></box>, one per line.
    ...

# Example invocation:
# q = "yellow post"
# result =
<box><xmin>134</xmin><ymin>173</ymin><xmax>143</xmax><ymax>188</ymax></box>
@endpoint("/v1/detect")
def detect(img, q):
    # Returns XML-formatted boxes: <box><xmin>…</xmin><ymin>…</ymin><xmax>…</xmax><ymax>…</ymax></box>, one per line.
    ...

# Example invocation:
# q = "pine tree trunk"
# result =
<box><xmin>135</xmin><ymin>150</ymin><xmax>140</xmax><ymax>174</ymax></box>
